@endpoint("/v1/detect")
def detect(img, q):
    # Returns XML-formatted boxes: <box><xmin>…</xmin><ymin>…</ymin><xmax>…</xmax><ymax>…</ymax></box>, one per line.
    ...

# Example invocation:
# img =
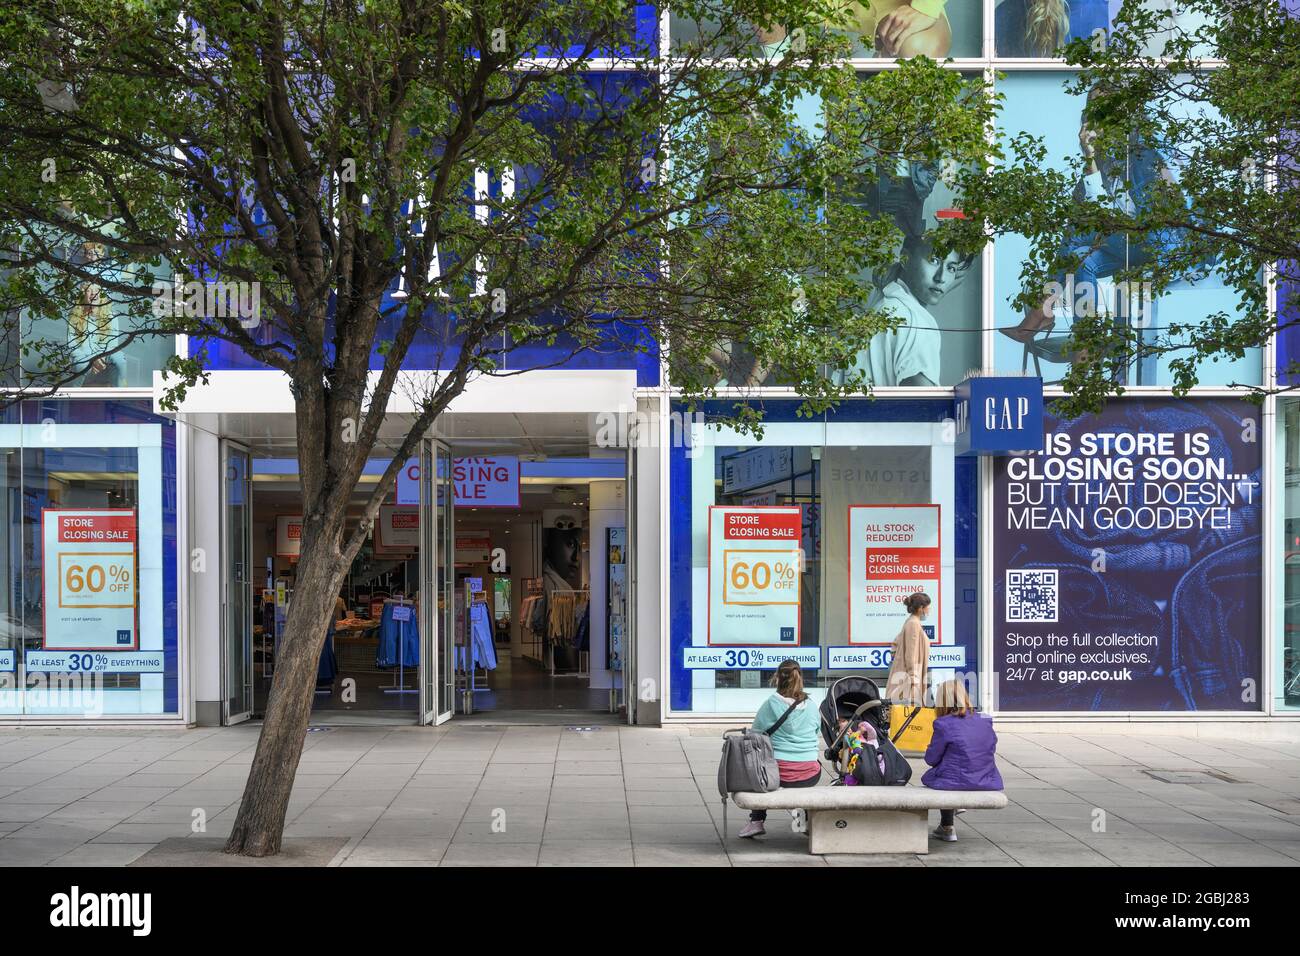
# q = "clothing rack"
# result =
<box><xmin>379</xmin><ymin>597</ymin><xmax>417</xmax><ymax>695</ymax></box>
<box><xmin>456</xmin><ymin>590</ymin><xmax>498</xmax><ymax>714</ymax></box>
<box><xmin>518</xmin><ymin>578</ymin><xmax>545</xmax><ymax>665</ymax></box>
<box><xmin>546</xmin><ymin>587</ymin><xmax>590</xmax><ymax>678</ymax></box>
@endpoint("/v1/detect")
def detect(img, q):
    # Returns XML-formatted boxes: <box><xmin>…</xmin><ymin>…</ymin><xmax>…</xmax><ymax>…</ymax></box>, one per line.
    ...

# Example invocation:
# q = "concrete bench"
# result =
<box><xmin>732</xmin><ymin>787</ymin><xmax>1008</xmax><ymax>854</ymax></box>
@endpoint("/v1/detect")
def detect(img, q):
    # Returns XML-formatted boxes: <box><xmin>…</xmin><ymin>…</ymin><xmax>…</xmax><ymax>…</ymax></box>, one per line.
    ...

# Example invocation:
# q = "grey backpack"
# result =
<box><xmin>717</xmin><ymin>700</ymin><xmax>800</xmax><ymax>828</ymax></box>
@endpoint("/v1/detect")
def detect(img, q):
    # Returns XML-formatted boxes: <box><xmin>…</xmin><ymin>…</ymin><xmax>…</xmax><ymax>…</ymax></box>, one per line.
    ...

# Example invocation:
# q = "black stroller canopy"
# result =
<box><xmin>820</xmin><ymin>676</ymin><xmax>887</xmax><ymax>738</ymax></box>
<box><xmin>820</xmin><ymin>675</ymin><xmax>890</xmax><ymax>768</ymax></box>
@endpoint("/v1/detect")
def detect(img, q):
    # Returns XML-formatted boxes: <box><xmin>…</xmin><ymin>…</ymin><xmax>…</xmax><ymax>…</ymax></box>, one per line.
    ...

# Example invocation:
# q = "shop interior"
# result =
<box><xmin>239</xmin><ymin>415</ymin><xmax>628</xmax><ymax>725</ymax></box>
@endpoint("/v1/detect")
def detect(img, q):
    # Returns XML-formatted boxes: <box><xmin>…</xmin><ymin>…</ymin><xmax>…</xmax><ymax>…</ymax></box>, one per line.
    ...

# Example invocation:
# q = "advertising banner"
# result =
<box><xmin>993</xmin><ymin>399</ymin><xmax>1262</xmax><ymax>711</ymax></box>
<box><xmin>684</xmin><ymin>646</ymin><xmax>820</xmax><ymax>670</ymax></box>
<box><xmin>454</xmin><ymin>531</ymin><xmax>491</xmax><ymax>563</ymax></box>
<box><xmin>275</xmin><ymin>515</ymin><xmax>303</xmax><ymax>558</ymax></box>
<box><xmin>41</xmin><ymin>509</ymin><xmax>138</xmax><ymax>651</ymax></box>
<box><xmin>451</xmin><ymin>457</ymin><xmax>520</xmax><ymax>507</ymax></box>
<box><xmin>376</xmin><ymin>505</ymin><xmax>419</xmax><ymax>552</ymax></box>
<box><xmin>848</xmin><ymin>505</ymin><xmax>941</xmax><ymax>645</ymax></box>
<box><xmin>395</xmin><ymin>457</ymin><xmax>423</xmax><ymax>505</ymax></box>
<box><xmin>707</xmin><ymin>506</ymin><xmax>802</xmax><ymax>646</ymax></box>
<box><xmin>396</xmin><ymin>456</ymin><xmax>520</xmax><ymax>507</ymax></box>
<box><xmin>826</xmin><ymin>645</ymin><xmax>966</xmax><ymax>670</ymax></box>
<box><xmin>721</xmin><ymin>447</ymin><xmax>794</xmax><ymax>495</ymax></box>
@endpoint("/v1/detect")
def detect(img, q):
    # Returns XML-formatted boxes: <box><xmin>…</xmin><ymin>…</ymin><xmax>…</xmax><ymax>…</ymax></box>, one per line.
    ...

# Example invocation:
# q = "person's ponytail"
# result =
<box><xmin>773</xmin><ymin>659</ymin><xmax>808</xmax><ymax>704</ymax></box>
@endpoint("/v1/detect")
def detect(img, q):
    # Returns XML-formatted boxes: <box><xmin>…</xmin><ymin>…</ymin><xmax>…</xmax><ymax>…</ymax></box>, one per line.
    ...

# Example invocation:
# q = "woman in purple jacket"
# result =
<box><xmin>923</xmin><ymin>680</ymin><xmax>1004</xmax><ymax>843</ymax></box>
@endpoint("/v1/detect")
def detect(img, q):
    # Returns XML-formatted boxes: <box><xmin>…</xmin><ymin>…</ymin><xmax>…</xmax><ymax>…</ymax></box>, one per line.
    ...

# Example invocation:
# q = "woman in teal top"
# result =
<box><xmin>739</xmin><ymin>660</ymin><xmax>823</xmax><ymax>839</ymax></box>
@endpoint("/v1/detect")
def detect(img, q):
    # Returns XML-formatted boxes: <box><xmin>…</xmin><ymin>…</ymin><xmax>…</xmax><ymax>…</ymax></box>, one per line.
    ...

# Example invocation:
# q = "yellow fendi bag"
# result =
<box><xmin>889</xmin><ymin>704</ymin><xmax>937</xmax><ymax>754</ymax></box>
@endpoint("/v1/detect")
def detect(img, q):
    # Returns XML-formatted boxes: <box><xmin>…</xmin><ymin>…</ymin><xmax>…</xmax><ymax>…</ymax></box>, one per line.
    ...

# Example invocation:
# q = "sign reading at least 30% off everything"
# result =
<box><xmin>707</xmin><ymin>506</ymin><xmax>803</xmax><ymax>646</ymax></box>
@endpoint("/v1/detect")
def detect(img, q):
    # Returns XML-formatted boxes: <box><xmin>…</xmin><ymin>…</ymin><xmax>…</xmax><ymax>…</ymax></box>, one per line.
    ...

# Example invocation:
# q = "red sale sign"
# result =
<box><xmin>848</xmin><ymin>504</ymin><xmax>941</xmax><ymax>645</ymax></box>
<box><xmin>376</xmin><ymin>505</ymin><xmax>420</xmax><ymax>552</ymax></box>
<box><xmin>41</xmin><ymin>509</ymin><xmax>139</xmax><ymax>651</ymax></box>
<box><xmin>707</xmin><ymin>506</ymin><xmax>803</xmax><ymax>647</ymax></box>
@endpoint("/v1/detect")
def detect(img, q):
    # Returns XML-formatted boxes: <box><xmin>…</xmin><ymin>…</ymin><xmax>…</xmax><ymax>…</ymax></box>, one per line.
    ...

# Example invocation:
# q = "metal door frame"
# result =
<box><xmin>220</xmin><ymin>440</ymin><xmax>254</xmax><ymax>724</ymax></box>
<box><xmin>419</xmin><ymin>437</ymin><xmax>455</xmax><ymax>725</ymax></box>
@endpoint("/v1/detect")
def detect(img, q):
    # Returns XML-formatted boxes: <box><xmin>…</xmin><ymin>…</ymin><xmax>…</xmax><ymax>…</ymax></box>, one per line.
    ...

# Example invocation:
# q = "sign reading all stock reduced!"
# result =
<box><xmin>41</xmin><ymin>509</ymin><xmax>138</xmax><ymax>651</ymax></box>
<box><xmin>707</xmin><ymin>506</ymin><xmax>802</xmax><ymax>646</ymax></box>
<box><xmin>848</xmin><ymin>505</ymin><xmax>941</xmax><ymax>645</ymax></box>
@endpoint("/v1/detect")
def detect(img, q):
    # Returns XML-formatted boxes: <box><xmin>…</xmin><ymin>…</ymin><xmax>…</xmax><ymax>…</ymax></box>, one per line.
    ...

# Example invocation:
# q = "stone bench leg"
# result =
<box><xmin>808</xmin><ymin>808</ymin><xmax>930</xmax><ymax>854</ymax></box>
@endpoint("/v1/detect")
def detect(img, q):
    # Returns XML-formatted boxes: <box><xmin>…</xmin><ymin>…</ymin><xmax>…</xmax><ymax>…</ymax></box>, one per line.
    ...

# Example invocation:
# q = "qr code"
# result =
<box><xmin>1006</xmin><ymin>569</ymin><xmax>1058</xmax><ymax>623</ymax></box>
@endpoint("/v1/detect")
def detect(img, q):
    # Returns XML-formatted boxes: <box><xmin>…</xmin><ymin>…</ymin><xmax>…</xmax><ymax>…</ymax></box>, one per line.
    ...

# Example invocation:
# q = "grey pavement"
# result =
<box><xmin>0</xmin><ymin>723</ymin><xmax>1298</xmax><ymax>866</ymax></box>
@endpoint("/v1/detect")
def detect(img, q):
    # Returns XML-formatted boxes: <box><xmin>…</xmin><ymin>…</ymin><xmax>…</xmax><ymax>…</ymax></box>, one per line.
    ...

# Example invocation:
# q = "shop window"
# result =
<box><xmin>0</xmin><ymin>400</ymin><xmax>178</xmax><ymax>716</ymax></box>
<box><xmin>992</xmin><ymin>72</ymin><xmax>1261</xmax><ymax>388</ymax></box>
<box><xmin>1280</xmin><ymin>400</ymin><xmax>1300</xmax><ymax>709</ymax></box>
<box><xmin>0</xmin><ymin>241</ymin><xmax>175</xmax><ymax>389</ymax></box>
<box><xmin>668</xmin><ymin>398</ymin><xmax>980</xmax><ymax>716</ymax></box>
<box><xmin>994</xmin><ymin>0</ymin><xmax>1214</xmax><ymax>58</ymax></box>
<box><xmin>702</xmin><ymin>74</ymin><xmax>984</xmax><ymax>390</ymax></box>
<box><xmin>670</xmin><ymin>0</ymin><xmax>982</xmax><ymax>59</ymax></box>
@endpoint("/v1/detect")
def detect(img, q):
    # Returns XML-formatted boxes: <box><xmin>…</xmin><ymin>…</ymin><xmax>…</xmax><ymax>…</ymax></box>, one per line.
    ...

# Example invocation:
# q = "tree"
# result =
<box><xmin>949</xmin><ymin>0</ymin><xmax>1297</xmax><ymax>415</ymax></box>
<box><xmin>0</xmin><ymin>0</ymin><xmax>990</xmax><ymax>855</ymax></box>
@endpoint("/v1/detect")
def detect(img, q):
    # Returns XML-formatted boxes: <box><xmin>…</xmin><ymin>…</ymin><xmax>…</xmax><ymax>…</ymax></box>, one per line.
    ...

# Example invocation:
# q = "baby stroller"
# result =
<box><xmin>819</xmin><ymin>675</ymin><xmax>910</xmax><ymax>786</ymax></box>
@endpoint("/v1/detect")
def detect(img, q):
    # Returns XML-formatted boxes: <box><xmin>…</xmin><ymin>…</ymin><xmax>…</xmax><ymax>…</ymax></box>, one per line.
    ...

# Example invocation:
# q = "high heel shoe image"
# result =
<box><xmin>999</xmin><ymin>305</ymin><xmax>1056</xmax><ymax>344</ymax></box>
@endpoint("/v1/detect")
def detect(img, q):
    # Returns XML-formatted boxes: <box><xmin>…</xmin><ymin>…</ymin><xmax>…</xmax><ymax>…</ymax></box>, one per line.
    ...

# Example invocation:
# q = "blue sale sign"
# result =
<box><xmin>993</xmin><ymin>399</ymin><xmax>1262</xmax><ymax>711</ymax></box>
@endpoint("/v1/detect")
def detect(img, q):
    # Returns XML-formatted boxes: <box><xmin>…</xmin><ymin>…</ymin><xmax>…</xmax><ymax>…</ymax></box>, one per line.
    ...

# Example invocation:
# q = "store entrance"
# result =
<box><xmin>445</xmin><ymin>452</ymin><xmax>628</xmax><ymax>721</ymax></box>
<box><xmin>215</xmin><ymin>433</ymin><xmax>451</xmax><ymax>726</ymax></box>
<box><xmin>219</xmin><ymin>413</ymin><xmax>630</xmax><ymax>726</ymax></box>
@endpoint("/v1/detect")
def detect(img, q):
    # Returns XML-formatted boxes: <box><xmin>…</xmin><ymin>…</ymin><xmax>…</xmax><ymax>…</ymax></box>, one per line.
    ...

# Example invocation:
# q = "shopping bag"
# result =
<box><xmin>889</xmin><ymin>704</ymin><xmax>937</xmax><ymax>754</ymax></box>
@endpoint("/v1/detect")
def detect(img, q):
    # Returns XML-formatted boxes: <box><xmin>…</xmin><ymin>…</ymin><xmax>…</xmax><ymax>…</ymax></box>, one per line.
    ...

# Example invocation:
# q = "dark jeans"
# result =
<box><xmin>750</xmin><ymin>771</ymin><xmax>821</xmax><ymax>822</ymax></box>
<box><xmin>940</xmin><ymin>809</ymin><xmax>955</xmax><ymax>828</ymax></box>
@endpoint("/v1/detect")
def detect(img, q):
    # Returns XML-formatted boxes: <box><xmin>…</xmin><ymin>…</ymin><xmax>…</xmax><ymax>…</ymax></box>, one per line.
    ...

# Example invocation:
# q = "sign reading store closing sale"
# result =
<box><xmin>707</xmin><ymin>506</ymin><xmax>802</xmax><ymax>646</ymax></box>
<box><xmin>42</xmin><ymin>509</ymin><xmax>138</xmax><ymax>651</ymax></box>
<box><xmin>848</xmin><ymin>504</ymin><xmax>941</xmax><ymax>645</ymax></box>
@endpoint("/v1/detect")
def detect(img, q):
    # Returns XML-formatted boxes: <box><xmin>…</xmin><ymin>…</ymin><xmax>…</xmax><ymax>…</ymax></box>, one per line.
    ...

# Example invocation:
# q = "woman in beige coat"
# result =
<box><xmin>886</xmin><ymin>592</ymin><xmax>931</xmax><ymax>704</ymax></box>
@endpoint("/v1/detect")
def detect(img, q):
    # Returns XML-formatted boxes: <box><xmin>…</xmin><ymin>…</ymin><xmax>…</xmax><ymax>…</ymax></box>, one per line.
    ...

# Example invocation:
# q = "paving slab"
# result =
<box><xmin>0</xmin><ymin>724</ymin><xmax>1294</xmax><ymax>867</ymax></box>
<box><xmin>129</xmin><ymin>837</ymin><xmax>347</xmax><ymax>866</ymax></box>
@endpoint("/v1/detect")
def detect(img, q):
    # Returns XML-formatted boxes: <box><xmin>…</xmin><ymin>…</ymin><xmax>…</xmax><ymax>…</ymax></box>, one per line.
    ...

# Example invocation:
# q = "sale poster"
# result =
<box><xmin>397</xmin><ymin>456</ymin><xmax>520</xmax><ymax>507</ymax></box>
<box><xmin>707</xmin><ymin>506</ymin><xmax>802</xmax><ymax>646</ymax></box>
<box><xmin>376</xmin><ymin>505</ymin><xmax>419</xmax><ymax>552</ymax></box>
<box><xmin>41</xmin><ymin>509</ymin><xmax>138</xmax><ymax>651</ymax></box>
<box><xmin>276</xmin><ymin>515</ymin><xmax>304</xmax><ymax>558</ymax></box>
<box><xmin>848</xmin><ymin>504</ymin><xmax>941</xmax><ymax>645</ymax></box>
<box><xmin>993</xmin><ymin>399</ymin><xmax>1262</xmax><ymax>711</ymax></box>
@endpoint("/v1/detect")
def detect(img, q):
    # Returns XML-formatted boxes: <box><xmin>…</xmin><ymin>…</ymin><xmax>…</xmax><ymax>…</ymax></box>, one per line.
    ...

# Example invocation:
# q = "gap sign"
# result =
<box><xmin>955</xmin><ymin>376</ymin><xmax>1045</xmax><ymax>456</ymax></box>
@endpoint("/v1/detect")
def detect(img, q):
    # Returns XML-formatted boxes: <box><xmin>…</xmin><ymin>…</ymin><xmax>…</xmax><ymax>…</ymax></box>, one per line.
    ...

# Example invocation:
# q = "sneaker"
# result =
<box><xmin>932</xmin><ymin>825</ymin><xmax>958</xmax><ymax>843</ymax></box>
<box><xmin>738</xmin><ymin>820</ymin><xmax>766</xmax><ymax>839</ymax></box>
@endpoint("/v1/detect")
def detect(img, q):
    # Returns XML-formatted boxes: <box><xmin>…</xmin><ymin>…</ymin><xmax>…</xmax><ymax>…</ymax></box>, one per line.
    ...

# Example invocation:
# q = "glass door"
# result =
<box><xmin>624</xmin><ymin>439</ymin><xmax>636</xmax><ymax>724</ymax></box>
<box><xmin>221</xmin><ymin>441</ymin><xmax>254</xmax><ymax>723</ymax></box>
<box><xmin>419</xmin><ymin>438</ymin><xmax>455</xmax><ymax>725</ymax></box>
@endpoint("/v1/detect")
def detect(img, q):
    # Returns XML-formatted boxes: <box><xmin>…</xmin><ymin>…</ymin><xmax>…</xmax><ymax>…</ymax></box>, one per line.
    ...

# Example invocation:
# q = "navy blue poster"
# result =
<box><xmin>993</xmin><ymin>398</ymin><xmax>1262</xmax><ymax>711</ymax></box>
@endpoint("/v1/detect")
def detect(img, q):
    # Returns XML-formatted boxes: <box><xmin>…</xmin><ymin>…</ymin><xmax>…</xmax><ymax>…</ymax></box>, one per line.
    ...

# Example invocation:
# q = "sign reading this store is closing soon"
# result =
<box><xmin>993</xmin><ymin>398</ymin><xmax>1262</xmax><ymax>712</ymax></box>
<box><xmin>707</xmin><ymin>506</ymin><xmax>802</xmax><ymax>646</ymax></box>
<box><xmin>848</xmin><ymin>505</ymin><xmax>941</xmax><ymax>645</ymax></box>
<box><xmin>41</xmin><ymin>509</ymin><xmax>138</xmax><ymax>651</ymax></box>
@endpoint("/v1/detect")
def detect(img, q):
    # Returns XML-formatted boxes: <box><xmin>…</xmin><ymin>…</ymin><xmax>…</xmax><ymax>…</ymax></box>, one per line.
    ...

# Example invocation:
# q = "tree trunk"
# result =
<box><xmin>224</xmin><ymin>527</ymin><xmax>347</xmax><ymax>856</ymax></box>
